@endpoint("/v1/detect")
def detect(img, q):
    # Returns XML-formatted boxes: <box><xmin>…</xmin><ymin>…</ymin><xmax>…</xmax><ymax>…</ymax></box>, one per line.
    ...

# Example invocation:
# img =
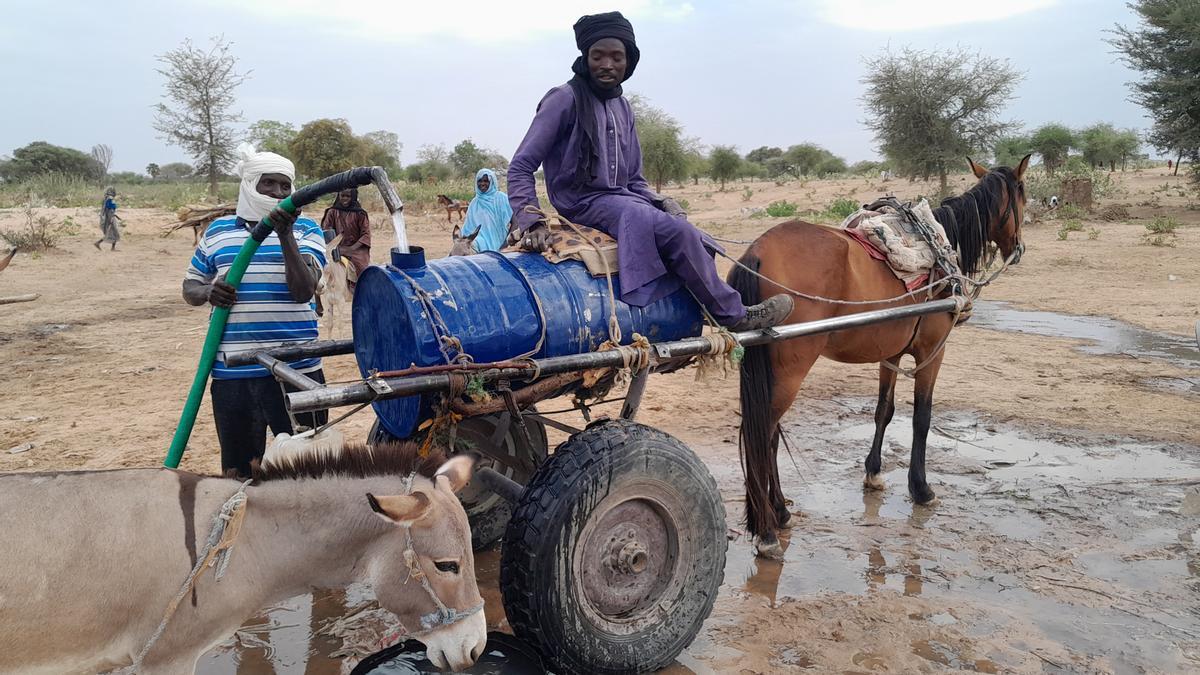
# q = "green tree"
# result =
<box><xmin>1078</xmin><ymin>123</ymin><xmax>1123</xmax><ymax>170</ymax></box>
<box><xmin>405</xmin><ymin>144</ymin><xmax>453</xmax><ymax>183</ymax></box>
<box><xmin>146</xmin><ymin>163</ymin><xmax>161</xmax><ymax>179</ymax></box>
<box><xmin>246</xmin><ymin>120</ymin><xmax>297</xmax><ymax>156</ymax></box>
<box><xmin>153</xmin><ymin>36</ymin><xmax>248</xmax><ymax>197</ymax></box>
<box><xmin>288</xmin><ymin>118</ymin><xmax>358</xmax><ymax>179</ymax></box>
<box><xmin>358</xmin><ymin>130</ymin><xmax>403</xmax><ymax>174</ymax></box>
<box><xmin>1111</xmin><ymin>1</ymin><xmax>1200</xmax><ymax>182</ymax></box>
<box><xmin>993</xmin><ymin>134</ymin><xmax>1033</xmax><ymax>168</ymax></box>
<box><xmin>449</xmin><ymin>140</ymin><xmax>489</xmax><ymax>178</ymax></box>
<box><xmin>862</xmin><ymin>47</ymin><xmax>1021</xmax><ymax>191</ymax></box>
<box><xmin>745</xmin><ymin>146</ymin><xmax>783</xmax><ymax>165</ymax></box>
<box><xmin>709</xmin><ymin>145</ymin><xmax>740</xmax><ymax>189</ymax></box>
<box><xmin>685</xmin><ymin>147</ymin><xmax>709</xmax><ymax>186</ymax></box>
<box><xmin>1114</xmin><ymin>128</ymin><xmax>1142</xmax><ymax>170</ymax></box>
<box><xmin>0</xmin><ymin>141</ymin><xmax>104</xmax><ymax>181</ymax></box>
<box><xmin>159</xmin><ymin>162</ymin><xmax>194</xmax><ymax>180</ymax></box>
<box><xmin>1028</xmin><ymin>124</ymin><xmax>1074</xmax><ymax>175</ymax></box>
<box><xmin>632</xmin><ymin>101</ymin><xmax>687</xmax><ymax>192</ymax></box>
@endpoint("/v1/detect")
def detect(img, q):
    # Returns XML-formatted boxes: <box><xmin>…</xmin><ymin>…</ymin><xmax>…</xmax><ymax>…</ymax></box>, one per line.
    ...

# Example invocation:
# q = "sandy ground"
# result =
<box><xmin>2</xmin><ymin>167</ymin><xmax>1198</xmax><ymax>674</ymax></box>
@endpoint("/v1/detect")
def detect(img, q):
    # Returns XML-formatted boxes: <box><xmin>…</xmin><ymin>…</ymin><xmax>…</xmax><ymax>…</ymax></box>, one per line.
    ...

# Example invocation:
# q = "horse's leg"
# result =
<box><xmin>908</xmin><ymin>347</ymin><xmax>948</xmax><ymax>505</ymax></box>
<box><xmin>752</xmin><ymin>343</ymin><xmax>819</xmax><ymax>559</ymax></box>
<box><xmin>864</xmin><ymin>358</ymin><xmax>900</xmax><ymax>491</ymax></box>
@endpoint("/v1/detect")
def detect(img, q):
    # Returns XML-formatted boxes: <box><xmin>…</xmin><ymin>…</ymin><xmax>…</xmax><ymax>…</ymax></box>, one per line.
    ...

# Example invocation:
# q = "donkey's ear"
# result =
<box><xmin>435</xmin><ymin>455</ymin><xmax>476</xmax><ymax>494</ymax></box>
<box><xmin>967</xmin><ymin>157</ymin><xmax>989</xmax><ymax>179</ymax></box>
<box><xmin>1015</xmin><ymin>154</ymin><xmax>1032</xmax><ymax>180</ymax></box>
<box><xmin>466</xmin><ymin>228</ymin><xmax>480</xmax><ymax>242</ymax></box>
<box><xmin>367</xmin><ymin>492</ymin><xmax>431</xmax><ymax>525</ymax></box>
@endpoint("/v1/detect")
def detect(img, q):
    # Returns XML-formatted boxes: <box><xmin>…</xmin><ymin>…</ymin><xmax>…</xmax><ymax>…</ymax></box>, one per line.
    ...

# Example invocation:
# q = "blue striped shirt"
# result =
<box><xmin>186</xmin><ymin>215</ymin><xmax>326</xmax><ymax>379</ymax></box>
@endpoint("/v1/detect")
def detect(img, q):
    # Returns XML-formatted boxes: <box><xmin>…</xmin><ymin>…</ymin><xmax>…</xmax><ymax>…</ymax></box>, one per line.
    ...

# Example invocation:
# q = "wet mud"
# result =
<box><xmin>201</xmin><ymin>398</ymin><xmax>1200</xmax><ymax>674</ymax></box>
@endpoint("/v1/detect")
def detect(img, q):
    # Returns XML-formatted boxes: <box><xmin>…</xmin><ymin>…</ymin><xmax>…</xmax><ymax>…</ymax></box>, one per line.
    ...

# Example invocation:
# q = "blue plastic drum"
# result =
<box><xmin>352</xmin><ymin>247</ymin><xmax>703</xmax><ymax>440</ymax></box>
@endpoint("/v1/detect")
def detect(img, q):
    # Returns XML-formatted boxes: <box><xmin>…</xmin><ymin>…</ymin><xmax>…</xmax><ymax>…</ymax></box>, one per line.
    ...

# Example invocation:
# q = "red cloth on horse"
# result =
<box><xmin>843</xmin><ymin>227</ymin><xmax>929</xmax><ymax>291</ymax></box>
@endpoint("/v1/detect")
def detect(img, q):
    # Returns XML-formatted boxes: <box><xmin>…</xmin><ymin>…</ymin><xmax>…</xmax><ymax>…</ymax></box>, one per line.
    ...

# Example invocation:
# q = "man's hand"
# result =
<box><xmin>207</xmin><ymin>275</ymin><xmax>237</xmax><ymax>308</ymax></box>
<box><xmin>660</xmin><ymin>197</ymin><xmax>687</xmax><ymax>218</ymax></box>
<box><xmin>268</xmin><ymin>205</ymin><xmax>299</xmax><ymax>239</ymax></box>
<box><xmin>519</xmin><ymin>223</ymin><xmax>554</xmax><ymax>253</ymax></box>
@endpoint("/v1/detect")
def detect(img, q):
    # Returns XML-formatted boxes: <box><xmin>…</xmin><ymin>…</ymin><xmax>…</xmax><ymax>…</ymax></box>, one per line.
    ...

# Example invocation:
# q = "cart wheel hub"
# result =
<box><xmin>579</xmin><ymin>496</ymin><xmax>678</xmax><ymax>619</ymax></box>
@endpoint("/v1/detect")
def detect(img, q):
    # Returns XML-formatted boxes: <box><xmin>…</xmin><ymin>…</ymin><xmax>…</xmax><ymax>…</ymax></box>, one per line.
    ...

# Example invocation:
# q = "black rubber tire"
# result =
<box><xmin>369</xmin><ymin>414</ymin><xmax>547</xmax><ymax>550</ymax></box>
<box><xmin>500</xmin><ymin>419</ymin><xmax>726</xmax><ymax>675</ymax></box>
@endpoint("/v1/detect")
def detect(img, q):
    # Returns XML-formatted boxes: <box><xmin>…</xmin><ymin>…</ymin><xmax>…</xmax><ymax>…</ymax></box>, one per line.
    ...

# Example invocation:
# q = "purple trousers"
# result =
<box><xmin>568</xmin><ymin>194</ymin><xmax>746</xmax><ymax>325</ymax></box>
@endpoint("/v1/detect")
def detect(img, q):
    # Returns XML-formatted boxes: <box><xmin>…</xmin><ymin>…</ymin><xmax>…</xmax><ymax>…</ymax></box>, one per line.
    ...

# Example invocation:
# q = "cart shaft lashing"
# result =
<box><xmin>277</xmin><ymin>297</ymin><xmax>961</xmax><ymax>414</ymax></box>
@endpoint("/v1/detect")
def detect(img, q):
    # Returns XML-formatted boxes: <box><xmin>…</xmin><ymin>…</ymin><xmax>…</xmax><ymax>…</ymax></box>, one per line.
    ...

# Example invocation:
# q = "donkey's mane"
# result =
<box><xmin>932</xmin><ymin>167</ymin><xmax>1021</xmax><ymax>276</ymax></box>
<box><xmin>253</xmin><ymin>441</ymin><xmax>445</xmax><ymax>483</ymax></box>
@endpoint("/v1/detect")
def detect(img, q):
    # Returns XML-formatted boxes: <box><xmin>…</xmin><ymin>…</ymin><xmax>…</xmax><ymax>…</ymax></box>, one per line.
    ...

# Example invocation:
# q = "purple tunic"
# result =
<box><xmin>508</xmin><ymin>84</ymin><xmax>745</xmax><ymax>324</ymax></box>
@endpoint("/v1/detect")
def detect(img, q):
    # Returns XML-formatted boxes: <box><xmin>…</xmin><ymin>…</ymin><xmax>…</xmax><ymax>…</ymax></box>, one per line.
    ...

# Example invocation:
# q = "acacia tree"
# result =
<box><xmin>862</xmin><ymin>47</ymin><xmax>1021</xmax><ymax>191</ymax></box>
<box><xmin>709</xmin><ymin>145</ymin><xmax>740</xmax><ymax>189</ymax></box>
<box><xmin>90</xmin><ymin>144</ymin><xmax>113</xmax><ymax>180</ymax></box>
<box><xmin>1111</xmin><ymin>1</ymin><xmax>1200</xmax><ymax>182</ymax></box>
<box><xmin>1029</xmin><ymin>124</ymin><xmax>1074</xmax><ymax>175</ymax></box>
<box><xmin>993</xmin><ymin>134</ymin><xmax>1033</xmax><ymax>167</ymax></box>
<box><xmin>629</xmin><ymin>97</ymin><xmax>687</xmax><ymax>192</ymax></box>
<box><xmin>153</xmin><ymin>37</ymin><xmax>248</xmax><ymax>197</ymax></box>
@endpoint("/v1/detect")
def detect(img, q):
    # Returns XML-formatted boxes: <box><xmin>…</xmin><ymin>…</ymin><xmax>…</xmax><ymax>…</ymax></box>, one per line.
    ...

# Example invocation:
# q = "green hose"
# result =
<box><xmin>164</xmin><ymin>167</ymin><xmax>381</xmax><ymax>468</ymax></box>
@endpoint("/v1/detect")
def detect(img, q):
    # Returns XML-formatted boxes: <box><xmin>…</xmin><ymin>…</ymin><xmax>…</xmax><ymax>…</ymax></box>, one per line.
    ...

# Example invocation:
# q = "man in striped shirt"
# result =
<box><xmin>182</xmin><ymin>147</ymin><xmax>328</xmax><ymax>477</ymax></box>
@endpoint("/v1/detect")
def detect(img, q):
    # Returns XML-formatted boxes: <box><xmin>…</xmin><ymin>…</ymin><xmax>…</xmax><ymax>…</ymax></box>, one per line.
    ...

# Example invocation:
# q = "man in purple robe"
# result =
<box><xmin>507</xmin><ymin>11</ymin><xmax>793</xmax><ymax>331</ymax></box>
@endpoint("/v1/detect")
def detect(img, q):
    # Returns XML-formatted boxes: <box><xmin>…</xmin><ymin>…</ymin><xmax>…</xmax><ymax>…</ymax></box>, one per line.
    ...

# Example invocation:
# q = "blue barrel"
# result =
<box><xmin>352</xmin><ymin>247</ymin><xmax>703</xmax><ymax>439</ymax></box>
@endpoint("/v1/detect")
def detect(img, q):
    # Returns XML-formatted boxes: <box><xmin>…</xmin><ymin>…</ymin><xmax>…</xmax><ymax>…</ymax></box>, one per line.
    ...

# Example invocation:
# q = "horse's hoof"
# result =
<box><xmin>910</xmin><ymin>486</ymin><xmax>937</xmax><ymax>505</ymax></box>
<box><xmin>754</xmin><ymin>537</ymin><xmax>785</xmax><ymax>560</ymax></box>
<box><xmin>777</xmin><ymin>510</ymin><xmax>796</xmax><ymax>530</ymax></box>
<box><xmin>863</xmin><ymin>473</ymin><xmax>886</xmax><ymax>491</ymax></box>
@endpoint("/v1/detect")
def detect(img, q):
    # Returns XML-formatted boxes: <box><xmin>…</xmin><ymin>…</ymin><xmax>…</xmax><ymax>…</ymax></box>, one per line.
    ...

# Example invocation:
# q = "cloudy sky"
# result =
<box><xmin>0</xmin><ymin>0</ymin><xmax>1148</xmax><ymax>173</ymax></box>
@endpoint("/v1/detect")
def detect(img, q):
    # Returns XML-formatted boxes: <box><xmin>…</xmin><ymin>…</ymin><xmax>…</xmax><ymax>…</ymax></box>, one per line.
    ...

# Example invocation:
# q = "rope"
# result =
<box><xmin>878</xmin><ymin>295</ymin><xmax>970</xmax><ymax>379</ymax></box>
<box><xmin>694</xmin><ymin>328</ymin><xmax>744</xmax><ymax>381</ymax></box>
<box><xmin>123</xmin><ymin>480</ymin><xmax>252</xmax><ymax>673</ymax></box>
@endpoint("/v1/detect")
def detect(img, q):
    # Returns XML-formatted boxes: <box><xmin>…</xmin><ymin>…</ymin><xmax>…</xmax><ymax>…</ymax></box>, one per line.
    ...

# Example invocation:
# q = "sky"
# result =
<box><xmin>0</xmin><ymin>0</ymin><xmax>1150</xmax><ymax>173</ymax></box>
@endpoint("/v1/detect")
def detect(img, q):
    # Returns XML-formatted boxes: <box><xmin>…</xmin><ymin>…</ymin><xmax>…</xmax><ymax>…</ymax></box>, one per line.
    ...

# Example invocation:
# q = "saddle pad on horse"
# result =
<box><xmin>509</xmin><ymin>221</ymin><xmax>620</xmax><ymax>278</ymax></box>
<box><xmin>840</xmin><ymin>198</ymin><xmax>956</xmax><ymax>291</ymax></box>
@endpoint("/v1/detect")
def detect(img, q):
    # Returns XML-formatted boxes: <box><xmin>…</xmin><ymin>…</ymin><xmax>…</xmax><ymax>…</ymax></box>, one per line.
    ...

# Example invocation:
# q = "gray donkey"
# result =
<box><xmin>0</xmin><ymin>443</ymin><xmax>487</xmax><ymax>674</ymax></box>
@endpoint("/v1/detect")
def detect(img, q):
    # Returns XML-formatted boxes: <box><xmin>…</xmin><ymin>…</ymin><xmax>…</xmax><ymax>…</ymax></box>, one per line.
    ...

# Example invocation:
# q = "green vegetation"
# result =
<box><xmin>765</xmin><ymin>200</ymin><xmax>799</xmax><ymax>217</ymax></box>
<box><xmin>1029</xmin><ymin>124</ymin><xmax>1075</xmax><ymax>176</ymax></box>
<box><xmin>709</xmin><ymin>146</ymin><xmax>741</xmax><ymax>190</ymax></box>
<box><xmin>861</xmin><ymin>46</ymin><xmax>1022</xmax><ymax>191</ymax></box>
<box><xmin>1145</xmin><ymin>215</ymin><xmax>1180</xmax><ymax>234</ymax></box>
<box><xmin>825</xmin><ymin>197</ymin><xmax>859</xmax><ymax>220</ymax></box>
<box><xmin>0</xmin><ymin>201</ymin><xmax>77</xmax><ymax>250</ymax></box>
<box><xmin>1056</xmin><ymin>219</ymin><xmax>1084</xmax><ymax>240</ymax></box>
<box><xmin>0</xmin><ymin>142</ymin><xmax>105</xmax><ymax>182</ymax></box>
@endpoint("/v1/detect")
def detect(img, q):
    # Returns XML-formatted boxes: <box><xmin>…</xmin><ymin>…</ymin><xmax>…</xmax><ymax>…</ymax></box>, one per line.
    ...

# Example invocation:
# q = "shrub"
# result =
<box><xmin>742</xmin><ymin>187</ymin><xmax>754</xmax><ymax>202</ymax></box>
<box><xmin>1056</xmin><ymin>219</ymin><xmax>1083</xmax><ymax>240</ymax></box>
<box><xmin>825</xmin><ymin>197</ymin><xmax>859</xmax><ymax>220</ymax></box>
<box><xmin>1145</xmin><ymin>215</ymin><xmax>1179</xmax><ymax>234</ymax></box>
<box><xmin>765</xmin><ymin>200</ymin><xmax>799</xmax><ymax>217</ymax></box>
<box><xmin>0</xmin><ymin>201</ymin><xmax>73</xmax><ymax>250</ymax></box>
<box><xmin>1087</xmin><ymin>228</ymin><xmax>1100</xmax><ymax>240</ymax></box>
<box><xmin>1056</xmin><ymin>204</ymin><xmax>1085</xmax><ymax>220</ymax></box>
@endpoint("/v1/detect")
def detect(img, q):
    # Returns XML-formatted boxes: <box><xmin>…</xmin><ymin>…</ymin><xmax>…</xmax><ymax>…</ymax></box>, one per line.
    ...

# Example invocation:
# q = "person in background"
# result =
<box><xmin>94</xmin><ymin>187</ymin><xmax>122</xmax><ymax>251</ymax></box>
<box><xmin>460</xmin><ymin>168</ymin><xmax>513</xmax><ymax>253</ymax></box>
<box><xmin>181</xmin><ymin>145</ymin><xmax>328</xmax><ymax>478</ymax></box>
<box><xmin>320</xmin><ymin>187</ymin><xmax>372</xmax><ymax>285</ymax></box>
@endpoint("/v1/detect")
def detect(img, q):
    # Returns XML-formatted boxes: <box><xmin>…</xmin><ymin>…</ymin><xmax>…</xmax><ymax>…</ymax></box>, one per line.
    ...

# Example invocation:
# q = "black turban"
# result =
<box><xmin>572</xmin><ymin>11</ymin><xmax>640</xmax><ymax>81</ymax></box>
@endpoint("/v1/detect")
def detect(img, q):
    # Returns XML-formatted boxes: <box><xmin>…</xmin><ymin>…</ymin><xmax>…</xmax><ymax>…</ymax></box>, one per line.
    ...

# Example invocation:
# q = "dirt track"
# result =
<box><xmin>1</xmin><ymin>168</ymin><xmax>1198</xmax><ymax>673</ymax></box>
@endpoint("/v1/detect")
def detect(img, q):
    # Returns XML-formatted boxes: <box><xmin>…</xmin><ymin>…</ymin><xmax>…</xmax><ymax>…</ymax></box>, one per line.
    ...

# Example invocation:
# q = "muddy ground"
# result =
<box><xmin>1</xmin><ymin>168</ymin><xmax>1197</xmax><ymax>674</ymax></box>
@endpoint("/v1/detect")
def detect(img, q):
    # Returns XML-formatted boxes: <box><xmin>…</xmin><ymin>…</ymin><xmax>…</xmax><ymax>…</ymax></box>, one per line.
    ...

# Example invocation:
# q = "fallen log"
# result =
<box><xmin>0</xmin><ymin>293</ymin><xmax>39</xmax><ymax>305</ymax></box>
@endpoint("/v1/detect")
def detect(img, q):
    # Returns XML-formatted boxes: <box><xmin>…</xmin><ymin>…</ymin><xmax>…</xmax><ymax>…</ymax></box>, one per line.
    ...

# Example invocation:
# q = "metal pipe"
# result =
<box><xmin>473</xmin><ymin>466</ymin><xmax>525</xmax><ymax>504</ymax></box>
<box><xmin>371</xmin><ymin>167</ymin><xmax>408</xmax><ymax>254</ymax></box>
<box><xmin>255</xmin><ymin>353</ymin><xmax>323</xmax><ymax>391</ymax></box>
<box><xmin>224</xmin><ymin>339</ymin><xmax>356</xmax><ymax>367</ymax></box>
<box><xmin>286</xmin><ymin>298</ymin><xmax>960</xmax><ymax>413</ymax></box>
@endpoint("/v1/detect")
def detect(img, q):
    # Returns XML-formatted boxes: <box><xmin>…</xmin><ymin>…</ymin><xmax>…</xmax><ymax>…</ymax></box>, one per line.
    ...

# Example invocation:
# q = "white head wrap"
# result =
<box><xmin>234</xmin><ymin>142</ymin><xmax>296</xmax><ymax>222</ymax></box>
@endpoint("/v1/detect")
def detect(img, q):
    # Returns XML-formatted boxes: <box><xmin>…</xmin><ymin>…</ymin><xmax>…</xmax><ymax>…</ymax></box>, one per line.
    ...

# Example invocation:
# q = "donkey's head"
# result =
<box><xmin>448</xmin><ymin>225</ymin><xmax>480</xmax><ymax>257</ymax></box>
<box><xmin>365</xmin><ymin>455</ymin><xmax>485</xmax><ymax>670</ymax></box>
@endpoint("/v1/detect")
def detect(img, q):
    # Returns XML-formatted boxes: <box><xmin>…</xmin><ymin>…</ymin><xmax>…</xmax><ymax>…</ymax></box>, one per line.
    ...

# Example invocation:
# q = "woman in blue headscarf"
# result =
<box><xmin>461</xmin><ymin>168</ymin><xmax>513</xmax><ymax>253</ymax></box>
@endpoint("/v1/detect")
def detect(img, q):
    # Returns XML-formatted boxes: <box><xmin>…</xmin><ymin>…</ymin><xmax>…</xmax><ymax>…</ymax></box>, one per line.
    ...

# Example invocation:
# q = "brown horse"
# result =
<box><xmin>731</xmin><ymin>156</ymin><xmax>1030</xmax><ymax>559</ymax></box>
<box><xmin>437</xmin><ymin>194</ymin><xmax>469</xmax><ymax>223</ymax></box>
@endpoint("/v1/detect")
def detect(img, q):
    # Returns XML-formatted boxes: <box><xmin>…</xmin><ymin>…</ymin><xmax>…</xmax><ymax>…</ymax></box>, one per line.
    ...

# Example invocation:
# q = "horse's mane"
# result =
<box><xmin>932</xmin><ymin>167</ymin><xmax>1021</xmax><ymax>276</ymax></box>
<box><xmin>253</xmin><ymin>441</ymin><xmax>446</xmax><ymax>482</ymax></box>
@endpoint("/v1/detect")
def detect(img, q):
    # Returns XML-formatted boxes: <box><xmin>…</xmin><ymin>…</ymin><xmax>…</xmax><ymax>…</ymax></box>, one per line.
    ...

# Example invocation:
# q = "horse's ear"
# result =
<box><xmin>1015</xmin><ymin>154</ymin><xmax>1032</xmax><ymax>180</ymax></box>
<box><xmin>367</xmin><ymin>492</ymin><xmax>431</xmax><ymax>525</ymax></box>
<box><xmin>967</xmin><ymin>157</ymin><xmax>989</xmax><ymax>179</ymax></box>
<box><xmin>435</xmin><ymin>455</ymin><xmax>476</xmax><ymax>494</ymax></box>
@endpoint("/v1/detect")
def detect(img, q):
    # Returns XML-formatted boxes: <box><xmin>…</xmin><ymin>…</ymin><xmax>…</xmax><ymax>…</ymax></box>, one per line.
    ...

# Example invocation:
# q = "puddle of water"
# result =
<box><xmin>972</xmin><ymin>300</ymin><xmax>1199</xmax><ymax>370</ymax></box>
<box><xmin>351</xmin><ymin>633</ymin><xmax>544</xmax><ymax>674</ymax></box>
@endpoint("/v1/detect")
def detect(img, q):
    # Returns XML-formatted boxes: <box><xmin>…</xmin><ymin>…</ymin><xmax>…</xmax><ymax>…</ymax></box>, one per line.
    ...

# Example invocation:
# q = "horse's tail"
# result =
<box><xmin>728</xmin><ymin>250</ymin><xmax>778</xmax><ymax>539</ymax></box>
